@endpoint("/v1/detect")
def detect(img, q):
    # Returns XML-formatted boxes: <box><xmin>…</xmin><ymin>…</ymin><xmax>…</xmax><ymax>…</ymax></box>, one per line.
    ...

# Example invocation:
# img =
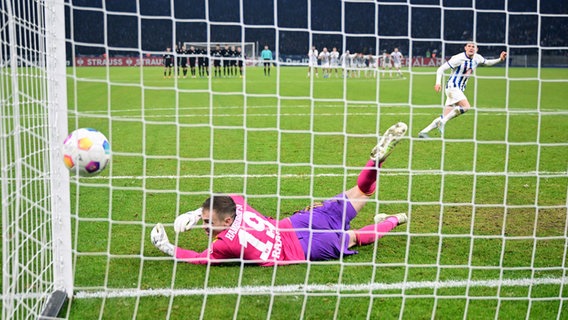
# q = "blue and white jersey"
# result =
<box><xmin>444</xmin><ymin>52</ymin><xmax>487</xmax><ymax>91</ymax></box>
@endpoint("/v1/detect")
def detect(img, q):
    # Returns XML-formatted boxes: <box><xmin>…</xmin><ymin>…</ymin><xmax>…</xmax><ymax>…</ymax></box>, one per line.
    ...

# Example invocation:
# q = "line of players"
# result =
<box><xmin>162</xmin><ymin>44</ymin><xmax>245</xmax><ymax>79</ymax></box>
<box><xmin>307</xmin><ymin>46</ymin><xmax>405</xmax><ymax>79</ymax></box>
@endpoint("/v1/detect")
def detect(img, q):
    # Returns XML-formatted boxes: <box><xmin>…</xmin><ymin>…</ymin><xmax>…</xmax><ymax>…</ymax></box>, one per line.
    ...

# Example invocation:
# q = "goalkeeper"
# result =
<box><xmin>418</xmin><ymin>41</ymin><xmax>507</xmax><ymax>138</ymax></box>
<box><xmin>151</xmin><ymin>122</ymin><xmax>408</xmax><ymax>266</ymax></box>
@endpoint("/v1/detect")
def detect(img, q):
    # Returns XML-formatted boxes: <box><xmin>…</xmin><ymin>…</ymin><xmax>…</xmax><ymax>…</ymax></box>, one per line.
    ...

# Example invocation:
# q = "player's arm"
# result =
<box><xmin>482</xmin><ymin>51</ymin><xmax>507</xmax><ymax>66</ymax></box>
<box><xmin>434</xmin><ymin>62</ymin><xmax>452</xmax><ymax>92</ymax></box>
<box><xmin>151</xmin><ymin>222</ymin><xmax>233</xmax><ymax>265</ymax></box>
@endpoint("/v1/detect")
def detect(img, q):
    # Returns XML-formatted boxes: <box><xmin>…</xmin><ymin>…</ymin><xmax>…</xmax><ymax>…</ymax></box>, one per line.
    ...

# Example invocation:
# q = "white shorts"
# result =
<box><xmin>445</xmin><ymin>87</ymin><xmax>467</xmax><ymax>106</ymax></box>
<box><xmin>393</xmin><ymin>62</ymin><xmax>401</xmax><ymax>68</ymax></box>
<box><xmin>309</xmin><ymin>60</ymin><xmax>318</xmax><ymax>67</ymax></box>
<box><xmin>321</xmin><ymin>62</ymin><xmax>330</xmax><ymax>68</ymax></box>
<box><xmin>382</xmin><ymin>62</ymin><xmax>392</xmax><ymax>68</ymax></box>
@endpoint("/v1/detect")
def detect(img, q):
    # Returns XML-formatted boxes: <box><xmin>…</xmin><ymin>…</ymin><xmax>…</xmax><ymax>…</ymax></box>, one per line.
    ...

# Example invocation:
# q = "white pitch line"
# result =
<box><xmin>74</xmin><ymin>276</ymin><xmax>568</xmax><ymax>299</ymax></box>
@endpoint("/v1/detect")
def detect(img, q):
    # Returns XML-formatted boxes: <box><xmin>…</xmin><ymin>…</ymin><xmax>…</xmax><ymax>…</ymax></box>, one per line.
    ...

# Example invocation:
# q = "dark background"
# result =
<box><xmin>65</xmin><ymin>0</ymin><xmax>567</xmax><ymax>58</ymax></box>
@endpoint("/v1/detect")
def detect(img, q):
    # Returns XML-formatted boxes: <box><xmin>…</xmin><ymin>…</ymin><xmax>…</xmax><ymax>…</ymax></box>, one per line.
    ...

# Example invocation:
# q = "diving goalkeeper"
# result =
<box><xmin>151</xmin><ymin>122</ymin><xmax>408</xmax><ymax>266</ymax></box>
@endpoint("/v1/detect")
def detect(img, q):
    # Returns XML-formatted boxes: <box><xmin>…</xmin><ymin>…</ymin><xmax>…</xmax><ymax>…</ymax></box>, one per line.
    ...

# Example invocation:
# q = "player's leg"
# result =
<box><xmin>344</xmin><ymin>121</ymin><xmax>408</xmax><ymax>212</ymax></box>
<box><xmin>418</xmin><ymin>114</ymin><xmax>443</xmax><ymax>138</ymax></box>
<box><xmin>347</xmin><ymin>212</ymin><xmax>407</xmax><ymax>248</ymax></box>
<box><xmin>439</xmin><ymin>98</ymin><xmax>470</xmax><ymax>133</ymax></box>
<box><xmin>419</xmin><ymin>99</ymin><xmax>468</xmax><ymax>138</ymax></box>
<box><xmin>419</xmin><ymin>88</ymin><xmax>464</xmax><ymax>138</ymax></box>
<box><xmin>343</xmin><ymin>122</ymin><xmax>408</xmax><ymax>248</ymax></box>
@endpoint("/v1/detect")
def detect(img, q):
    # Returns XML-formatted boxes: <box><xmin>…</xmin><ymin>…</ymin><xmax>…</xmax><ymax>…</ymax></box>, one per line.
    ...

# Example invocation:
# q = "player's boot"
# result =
<box><xmin>437</xmin><ymin>121</ymin><xmax>445</xmax><ymax>135</ymax></box>
<box><xmin>370</xmin><ymin>122</ymin><xmax>408</xmax><ymax>163</ymax></box>
<box><xmin>373</xmin><ymin>213</ymin><xmax>388</xmax><ymax>223</ymax></box>
<box><xmin>418</xmin><ymin>132</ymin><xmax>430</xmax><ymax>139</ymax></box>
<box><xmin>374</xmin><ymin>213</ymin><xmax>407</xmax><ymax>225</ymax></box>
<box><xmin>151</xmin><ymin>223</ymin><xmax>175</xmax><ymax>256</ymax></box>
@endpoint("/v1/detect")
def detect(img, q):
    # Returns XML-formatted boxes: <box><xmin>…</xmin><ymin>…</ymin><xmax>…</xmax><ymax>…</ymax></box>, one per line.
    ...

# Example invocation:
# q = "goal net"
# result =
<box><xmin>3</xmin><ymin>0</ymin><xmax>567</xmax><ymax>319</ymax></box>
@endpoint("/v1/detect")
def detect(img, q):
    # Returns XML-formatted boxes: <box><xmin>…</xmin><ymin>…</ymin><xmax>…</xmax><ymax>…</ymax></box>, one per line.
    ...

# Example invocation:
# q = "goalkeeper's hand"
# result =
<box><xmin>174</xmin><ymin>207</ymin><xmax>203</xmax><ymax>233</ymax></box>
<box><xmin>151</xmin><ymin>223</ymin><xmax>174</xmax><ymax>256</ymax></box>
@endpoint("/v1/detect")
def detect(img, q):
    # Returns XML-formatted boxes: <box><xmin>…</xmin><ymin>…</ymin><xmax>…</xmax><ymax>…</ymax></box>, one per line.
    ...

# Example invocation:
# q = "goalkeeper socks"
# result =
<box><xmin>355</xmin><ymin>216</ymin><xmax>399</xmax><ymax>246</ymax></box>
<box><xmin>357</xmin><ymin>160</ymin><xmax>382</xmax><ymax>195</ymax></box>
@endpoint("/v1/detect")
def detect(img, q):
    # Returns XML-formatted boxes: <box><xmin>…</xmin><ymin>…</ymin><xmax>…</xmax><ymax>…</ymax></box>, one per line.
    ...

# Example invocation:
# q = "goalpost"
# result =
<box><xmin>1</xmin><ymin>0</ymin><xmax>72</xmax><ymax>319</ymax></box>
<box><xmin>2</xmin><ymin>0</ymin><xmax>567</xmax><ymax>319</ymax></box>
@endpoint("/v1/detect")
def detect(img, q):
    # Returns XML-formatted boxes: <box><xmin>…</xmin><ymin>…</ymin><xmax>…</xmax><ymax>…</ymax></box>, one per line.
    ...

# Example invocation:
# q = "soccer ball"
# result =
<box><xmin>62</xmin><ymin>128</ymin><xmax>110</xmax><ymax>176</ymax></box>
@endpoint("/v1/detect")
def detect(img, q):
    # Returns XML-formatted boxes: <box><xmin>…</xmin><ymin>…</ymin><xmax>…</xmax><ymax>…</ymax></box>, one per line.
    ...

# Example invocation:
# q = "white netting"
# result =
<box><xmin>4</xmin><ymin>0</ymin><xmax>567</xmax><ymax>319</ymax></box>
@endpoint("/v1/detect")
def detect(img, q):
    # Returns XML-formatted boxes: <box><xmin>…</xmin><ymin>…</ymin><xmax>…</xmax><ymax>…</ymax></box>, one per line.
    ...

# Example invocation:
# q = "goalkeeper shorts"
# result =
<box><xmin>289</xmin><ymin>193</ymin><xmax>358</xmax><ymax>261</ymax></box>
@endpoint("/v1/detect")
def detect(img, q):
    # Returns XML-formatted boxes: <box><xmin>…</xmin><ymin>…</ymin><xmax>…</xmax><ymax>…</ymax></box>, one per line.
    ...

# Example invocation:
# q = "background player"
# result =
<box><xmin>391</xmin><ymin>48</ymin><xmax>404</xmax><ymax>78</ymax></box>
<box><xmin>340</xmin><ymin>50</ymin><xmax>355</xmax><ymax>78</ymax></box>
<box><xmin>199</xmin><ymin>47</ymin><xmax>209</xmax><ymax>78</ymax></box>
<box><xmin>230</xmin><ymin>45</ymin><xmax>238</xmax><ymax>77</ymax></box>
<box><xmin>318</xmin><ymin>47</ymin><xmax>330</xmax><ymax>78</ymax></box>
<box><xmin>236</xmin><ymin>46</ymin><xmax>244</xmax><ymax>78</ymax></box>
<box><xmin>212</xmin><ymin>45</ymin><xmax>222</xmax><ymax>77</ymax></box>
<box><xmin>418</xmin><ymin>41</ymin><xmax>507</xmax><ymax>138</ymax></box>
<box><xmin>260</xmin><ymin>45</ymin><xmax>273</xmax><ymax>76</ymax></box>
<box><xmin>187</xmin><ymin>45</ymin><xmax>197</xmax><ymax>78</ymax></box>
<box><xmin>221</xmin><ymin>44</ymin><xmax>231</xmax><ymax>77</ymax></box>
<box><xmin>380</xmin><ymin>50</ymin><xmax>392</xmax><ymax>78</ymax></box>
<box><xmin>162</xmin><ymin>47</ymin><xmax>173</xmax><ymax>79</ymax></box>
<box><xmin>329</xmin><ymin>47</ymin><xmax>340</xmax><ymax>77</ymax></box>
<box><xmin>307</xmin><ymin>46</ymin><xmax>319</xmax><ymax>78</ymax></box>
<box><xmin>151</xmin><ymin>122</ymin><xmax>409</xmax><ymax>266</ymax></box>
<box><xmin>179</xmin><ymin>45</ymin><xmax>188</xmax><ymax>78</ymax></box>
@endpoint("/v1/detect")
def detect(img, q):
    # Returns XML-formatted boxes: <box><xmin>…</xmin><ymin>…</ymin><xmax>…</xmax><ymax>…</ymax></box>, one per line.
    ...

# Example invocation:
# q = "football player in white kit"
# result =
<box><xmin>390</xmin><ymin>48</ymin><xmax>404</xmax><ymax>78</ymax></box>
<box><xmin>340</xmin><ymin>50</ymin><xmax>355</xmax><ymax>78</ymax></box>
<box><xmin>307</xmin><ymin>46</ymin><xmax>319</xmax><ymax>78</ymax></box>
<box><xmin>330</xmin><ymin>47</ymin><xmax>340</xmax><ymax>77</ymax></box>
<box><xmin>380</xmin><ymin>50</ymin><xmax>392</xmax><ymax>78</ymax></box>
<box><xmin>319</xmin><ymin>47</ymin><xmax>331</xmax><ymax>78</ymax></box>
<box><xmin>418</xmin><ymin>41</ymin><xmax>507</xmax><ymax>138</ymax></box>
<box><xmin>366</xmin><ymin>54</ymin><xmax>378</xmax><ymax>78</ymax></box>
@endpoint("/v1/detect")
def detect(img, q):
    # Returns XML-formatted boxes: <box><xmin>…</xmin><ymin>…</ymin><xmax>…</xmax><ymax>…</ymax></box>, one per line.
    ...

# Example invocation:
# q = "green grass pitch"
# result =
<box><xmin>64</xmin><ymin>65</ymin><xmax>567</xmax><ymax>319</ymax></box>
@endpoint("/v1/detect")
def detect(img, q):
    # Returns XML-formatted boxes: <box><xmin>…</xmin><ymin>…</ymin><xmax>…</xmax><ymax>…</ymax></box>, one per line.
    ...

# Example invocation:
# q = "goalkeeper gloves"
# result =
<box><xmin>174</xmin><ymin>207</ymin><xmax>203</xmax><ymax>233</ymax></box>
<box><xmin>151</xmin><ymin>223</ymin><xmax>174</xmax><ymax>256</ymax></box>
